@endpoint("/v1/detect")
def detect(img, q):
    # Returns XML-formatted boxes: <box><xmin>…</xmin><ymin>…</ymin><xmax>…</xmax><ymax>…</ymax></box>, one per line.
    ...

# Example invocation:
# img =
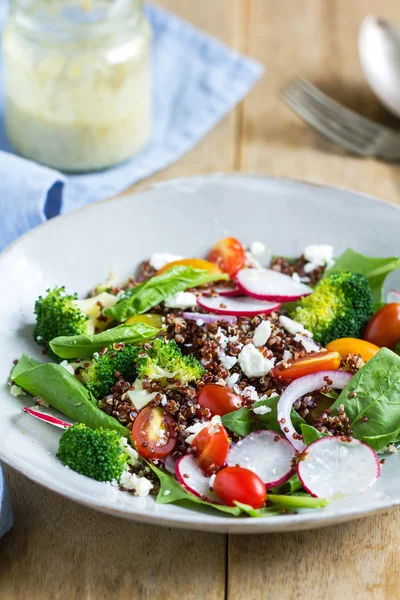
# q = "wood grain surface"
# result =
<box><xmin>2</xmin><ymin>1</ymin><xmax>400</xmax><ymax>599</ymax></box>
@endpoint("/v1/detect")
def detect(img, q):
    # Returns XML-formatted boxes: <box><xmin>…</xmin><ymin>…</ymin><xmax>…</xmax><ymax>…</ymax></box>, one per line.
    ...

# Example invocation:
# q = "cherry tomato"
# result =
<box><xmin>363</xmin><ymin>303</ymin><xmax>400</xmax><ymax>349</ymax></box>
<box><xmin>125</xmin><ymin>314</ymin><xmax>164</xmax><ymax>328</ymax></box>
<box><xmin>207</xmin><ymin>237</ymin><xmax>245</xmax><ymax>278</ymax></box>
<box><xmin>213</xmin><ymin>466</ymin><xmax>266</xmax><ymax>509</ymax></box>
<box><xmin>326</xmin><ymin>338</ymin><xmax>380</xmax><ymax>362</ymax></box>
<box><xmin>131</xmin><ymin>406</ymin><xmax>176</xmax><ymax>459</ymax></box>
<box><xmin>192</xmin><ymin>423</ymin><xmax>230</xmax><ymax>475</ymax></box>
<box><xmin>197</xmin><ymin>384</ymin><xmax>242</xmax><ymax>416</ymax></box>
<box><xmin>271</xmin><ymin>350</ymin><xmax>341</xmax><ymax>381</ymax></box>
<box><xmin>157</xmin><ymin>258</ymin><xmax>222</xmax><ymax>276</ymax></box>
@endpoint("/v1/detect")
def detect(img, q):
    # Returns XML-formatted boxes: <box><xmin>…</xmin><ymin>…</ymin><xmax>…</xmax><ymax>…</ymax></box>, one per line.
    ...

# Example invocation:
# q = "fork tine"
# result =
<box><xmin>281</xmin><ymin>88</ymin><xmax>373</xmax><ymax>156</ymax></box>
<box><xmin>288</xmin><ymin>81</ymin><xmax>377</xmax><ymax>146</ymax></box>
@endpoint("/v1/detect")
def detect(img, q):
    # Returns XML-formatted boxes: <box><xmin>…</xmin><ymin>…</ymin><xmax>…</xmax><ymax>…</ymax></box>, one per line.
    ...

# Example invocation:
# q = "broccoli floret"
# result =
<box><xmin>57</xmin><ymin>423</ymin><xmax>130</xmax><ymax>482</ymax></box>
<box><xmin>34</xmin><ymin>287</ymin><xmax>117</xmax><ymax>360</ymax></box>
<box><xmin>81</xmin><ymin>344</ymin><xmax>140</xmax><ymax>399</ymax></box>
<box><xmin>137</xmin><ymin>338</ymin><xmax>205</xmax><ymax>384</ymax></box>
<box><xmin>291</xmin><ymin>271</ymin><xmax>373</xmax><ymax>346</ymax></box>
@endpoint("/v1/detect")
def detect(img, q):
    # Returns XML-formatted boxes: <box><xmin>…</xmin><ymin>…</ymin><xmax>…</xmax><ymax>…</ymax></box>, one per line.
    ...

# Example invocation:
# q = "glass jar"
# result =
<box><xmin>2</xmin><ymin>0</ymin><xmax>152</xmax><ymax>172</ymax></box>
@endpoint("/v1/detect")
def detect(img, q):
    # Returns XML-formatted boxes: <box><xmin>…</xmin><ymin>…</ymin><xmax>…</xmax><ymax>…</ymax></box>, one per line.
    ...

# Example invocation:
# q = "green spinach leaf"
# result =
<box><xmin>270</xmin><ymin>473</ymin><xmax>303</xmax><ymax>495</ymax></box>
<box><xmin>105</xmin><ymin>266</ymin><xmax>228</xmax><ymax>322</ymax></box>
<box><xmin>331</xmin><ymin>348</ymin><xmax>400</xmax><ymax>451</ymax></box>
<box><xmin>50</xmin><ymin>322</ymin><xmax>160</xmax><ymax>359</ymax></box>
<box><xmin>12</xmin><ymin>356</ymin><xmax>127</xmax><ymax>436</ymax></box>
<box><xmin>301</xmin><ymin>424</ymin><xmax>329</xmax><ymax>446</ymax></box>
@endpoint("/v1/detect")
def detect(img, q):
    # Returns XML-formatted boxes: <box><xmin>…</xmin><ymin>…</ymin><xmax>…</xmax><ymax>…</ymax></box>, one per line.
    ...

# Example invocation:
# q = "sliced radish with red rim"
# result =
<box><xmin>297</xmin><ymin>436</ymin><xmax>380</xmax><ymax>498</ymax></box>
<box><xmin>277</xmin><ymin>370</ymin><xmax>353</xmax><ymax>452</ymax></box>
<box><xmin>22</xmin><ymin>407</ymin><xmax>72</xmax><ymax>429</ymax></box>
<box><xmin>213</xmin><ymin>285</ymin><xmax>242</xmax><ymax>297</ymax></box>
<box><xmin>236</xmin><ymin>268</ymin><xmax>312</xmax><ymax>302</ymax></box>
<box><xmin>175</xmin><ymin>455</ymin><xmax>220</xmax><ymax>503</ymax></box>
<box><xmin>227</xmin><ymin>430</ymin><xmax>296</xmax><ymax>488</ymax></box>
<box><xmin>198</xmin><ymin>294</ymin><xmax>281</xmax><ymax>317</ymax></box>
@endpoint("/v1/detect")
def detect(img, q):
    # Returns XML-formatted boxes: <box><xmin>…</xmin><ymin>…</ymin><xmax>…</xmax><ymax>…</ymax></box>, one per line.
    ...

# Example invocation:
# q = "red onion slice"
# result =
<box><xmin>22</xmin><ymin>407</ymin><xmax>72</xmax><ymax>429</ymax></box>
<box><xmin>277</xmin><ymin>370</ymin><xmax>353</xmax><ymax>451</ymax></box>
<box><xmin>182</xmin><ymin>311</ymin><xmax>237</xmax><ymax>324</ymax></box>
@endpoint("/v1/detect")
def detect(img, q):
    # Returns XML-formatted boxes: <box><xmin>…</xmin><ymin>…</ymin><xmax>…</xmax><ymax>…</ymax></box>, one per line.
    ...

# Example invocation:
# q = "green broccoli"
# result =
<box><xmin>57</xmin><ymin>423</ymin><xmax>132</xmax><ymax>482</ymax></box>
<box><xmin>80</xmin><ymin>344</ymin><xmax>140</xmax><ymax>399</ymax></box>
<box><xmin>136</xmin><ymin>338</ymin><xmax>205</xmax><ymax>384</ymax></box>
<box><xmin>34</xmin><ymin>287</ymin><xmax>117</xmax><ymax>360</ymax></box>
<box><xmin>291</xmin><ymin>271</ymin><xmax>373</xmax><ymax>346</ymax></box>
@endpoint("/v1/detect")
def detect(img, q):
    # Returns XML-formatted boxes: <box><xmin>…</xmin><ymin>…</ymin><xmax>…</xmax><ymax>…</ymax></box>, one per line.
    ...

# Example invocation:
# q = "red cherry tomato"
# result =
<box><xmin>271</xmin><ymin>350</ymin><xmax>341</xmax><ymax>381</ymax></box>
<box><xmin>213</xmin><ymin>466</ymin><xmax>266</xmax><ymax>509</ymax></box>
<box><xmin>363</xmin><ymin>303</ymin><xmax>400</xmax><ymax>349</ymax></box>
<box><xmin>207</xmin><ymin>237</ymin><xmax>245</xmax><ymax>278</ymax></box>
<box><xmin>131</xmin><ymin>406</ymin><xmax>177</xmax><ymax>459</ymax></box>
<box><xmin>197</xmin><ymin>384</ymin><xmax>243</xmax><ymax>416</ymax></box>
<box><xmin>156</xmin><ymin>258</ymin><xmax>222</xmax><ymax>276</ymax></box>
<box><xmin>192</xmin><ymin>423</ymin><xmax>230</xmax><ymax>475</ymax></box>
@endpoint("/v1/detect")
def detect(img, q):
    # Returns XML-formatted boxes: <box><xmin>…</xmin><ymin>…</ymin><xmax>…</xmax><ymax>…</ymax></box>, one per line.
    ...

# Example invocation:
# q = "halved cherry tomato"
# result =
<box><xmin>213</xmin><ymin>466</ymin><xmax>266</xmax><ymax>509</ymax></box>
<box><xmin>207</xmin><ymin>237</ymin><xmax>245</xmax><ymax>278</ymax></box>
<box><xmin>326</xmin><ymin>338</ymin><xmax>380</xmax><ymax>362</ymax></box>
<box><xmin>363</xmin><ymin>303</ymin><xmax>400</xmax><ymax>349</ymax></box>
<box><xmin>271</xmin><ymin>350</ymin><xmax>341</xmax><ymax>381</ymax></box>
<box><xmin>197</xmin><ymin>384</ymin><xmax>242</xmax><ymax>416</ymax></box>
<box><xmin>156</xmin><ymin>258</ymin><xmax>222</xmax><ymax>276</ymax></box>
<box><xmin>131</xmin><ymin>406</ymin><xmax>177</xmax><ymax>459</ymax></box>
<box><xmin>192</xmin><ymin>423</ymin><xmax>230</xmax><ymax>475</ymax></box>
<box><xmin>125</xmin><ymin>314</ymin><xmax>164</xmax><ymax>328</ymax></box>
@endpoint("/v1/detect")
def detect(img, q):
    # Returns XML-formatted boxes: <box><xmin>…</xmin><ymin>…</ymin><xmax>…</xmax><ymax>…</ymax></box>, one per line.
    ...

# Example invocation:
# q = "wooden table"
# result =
<box><xmin>2</xmin><ymin>1</ymin><xmax>400</xmax><ymax>598</ymax></box>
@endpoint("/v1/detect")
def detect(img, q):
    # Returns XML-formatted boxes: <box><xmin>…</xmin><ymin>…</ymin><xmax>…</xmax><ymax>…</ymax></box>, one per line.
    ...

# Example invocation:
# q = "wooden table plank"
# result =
<box><xmin>0</xmin><ymin>1</ymin><xmax>245</xmax><ymax>598</ymax></box>
<box><xmin>229</xmin><ymin>1</ymin><xmax>400</xmax><ymax>599</ymax></box>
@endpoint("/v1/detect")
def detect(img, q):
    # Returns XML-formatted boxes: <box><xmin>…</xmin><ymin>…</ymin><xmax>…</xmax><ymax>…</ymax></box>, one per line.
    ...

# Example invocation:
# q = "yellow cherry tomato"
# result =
<box><xmin>326</xmin><ymin>338</ymin><xmax>380</xmax><ymax>362</ymax></box>
<box><xmin>156</xmin><ymin>258</ymin><xmax>222</xmax><ymax>275</ymax></box>
<box><xmin>125</xmin><ymin>314</ymin><xmax>164</xmax><ymax>328</ymax></box>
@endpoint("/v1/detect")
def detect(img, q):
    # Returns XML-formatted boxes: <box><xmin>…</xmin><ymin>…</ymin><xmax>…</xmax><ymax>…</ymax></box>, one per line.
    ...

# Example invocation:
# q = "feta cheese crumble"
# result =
<box><xmin>185</xmin><ymin>416</ymin><xmax>222</xmax><ymax>445</ymax></box>
<box><xmin>149</xmin><ymin>253</ymin><xmax>183</xmax><ymax>270</ymax></box>
<box><xmin>245</xmin><ymin>241</ymin><xmax>271</xmax><ymax>268</ymax></box>
<box><xmin>242</xmin><ymin>386</ymin><xmax>259</xmax><ymax>402</ymax></box>
<box><xmin>238</xmin><ymin>344</ymin><xmax>275</xmax><ymax>378</ymax></box>
<box><xmin>209</xmin><ymin>474</ymin><xmax>216</xmax><ymax>489</ymax></box>
<box><xmin>279</xmin><ymin>315</ymin><xmax>313</xmax><ymax>337</ymax></box>
<box><xmin>253</xmin><ymin>405</ymin><xmax>272</xmax><ymax>415</ymax></box>
<box><xmin>226</xmin><ymin>373</ymin><xmax>240</xmax><ymax>388</ymax></box>
<box><xmin>164</xmin><ymin>291</ymin><xmax>197</xmax><ymax>310</ymax></box>
<box><xmin>10</xmin><ymin>384</ymin><xmax>26</xmax><ymax>397</ymax></box>
<box><xmin>219</xmin><ymin>353</ymin><xmax>238</xmax><ymax>370</ymax></box>
<box><xmin>253</xmin><ymin>320</ymin><xmax>272</xmax><ymax>347</ymax></box>
<box><xmin>303</xmin><ymin>244</ymin><xmax>335</xmax><ymax>273</ymax></box>
<box><xmin>60</xmin><ymin>360</ymin><xmax>75</xmax><ymax>375</ymax></box>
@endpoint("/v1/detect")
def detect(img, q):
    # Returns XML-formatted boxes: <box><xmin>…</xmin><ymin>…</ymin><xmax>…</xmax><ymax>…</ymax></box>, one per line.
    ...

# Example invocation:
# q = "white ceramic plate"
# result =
<box><xmin>1</xmin><ymin>174</ymin><xmax>400</xmax><ymax>534</ymax></box>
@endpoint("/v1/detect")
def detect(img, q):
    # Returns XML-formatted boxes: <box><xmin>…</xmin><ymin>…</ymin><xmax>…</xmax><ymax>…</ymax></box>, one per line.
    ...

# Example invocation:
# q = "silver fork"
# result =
<box><xmin>281</xmin><ymin>78</ymin><xmax>400</xmax><ymax>161</ymax></box>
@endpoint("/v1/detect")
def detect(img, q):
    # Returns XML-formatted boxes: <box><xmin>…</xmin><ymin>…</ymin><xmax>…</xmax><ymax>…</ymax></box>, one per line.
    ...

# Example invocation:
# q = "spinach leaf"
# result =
<box><xmin>11</xmin><ymin>354</ymin><xmax>41</xmax><ymax>379</ymax></box>
<box><xmin>327</xmin><ymin>249</ymin><xmax>400</xmax><ymax>305</ymax></box>
<box><xmin>271</xmin><ymin>473</ymin><xmax>303</xmax><ymax>495</ymax></box>
<box><xmin>222</xmin><ymin>395</ymin><xmax>305</xmax><ymax>437</ymax></box>
<box><xmin>11</xmin><ymin>356</ymin><xmax>127</xmax><ymax>436</ymax></box>
<box><xmin>331</xmin><ymin>348</ymin><xmax>400</xmax><ymax>451</ymax></box>
<box><xmin>301</xmin><ymin>424</ymin><xmax>329</xmax><ymax>446</ymax></box>
<box><xmin>105</xmin><ymin>266</ymin><xmax>228</xmax><ymax>322</ymax></box>
<box><xmin>49</xmin><ymin>322</ymin><xmax>160</xmax><ymax>359</ymax></box>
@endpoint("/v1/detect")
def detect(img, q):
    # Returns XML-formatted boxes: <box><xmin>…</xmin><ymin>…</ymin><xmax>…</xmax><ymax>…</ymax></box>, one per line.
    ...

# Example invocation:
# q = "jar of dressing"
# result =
<box><xmin>2</xmin><ymin>0</ymin><xmax>152</xmax><ymax>172</ymax></box>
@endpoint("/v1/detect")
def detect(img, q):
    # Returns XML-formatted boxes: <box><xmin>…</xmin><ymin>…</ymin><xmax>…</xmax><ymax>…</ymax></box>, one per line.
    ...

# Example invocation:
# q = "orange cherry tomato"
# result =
<box><xmin>214</xmin><ymin>467</ymin><xmax>266</xmax><ymax>509</ymax></box>
<box><xmin>326</xmin><ymin>338</ymin><xmax>380</xmax><ymax>362</ymax></box>
<box><xmin>271</xmin><ymin>350</ymin><xmax>341</xmax><ymax>381</ymax></box>
<box><xmin>157</xmin><ymin>258</ymin><xmax>222</xmax><ymax>276</ymax></box>
<box><xmin>131</xmin><ymin>406</ymin><xmax>177</xmax><ymax>459</ymax></box>
<box><xmin>192</xmin><ymin>423</ymin><xmax>230</xmax><ymax>475</ymax></box>
<box><xmin>363</xmin><ymin>303</ymin><xmax>400</xmax><ymax>349</ymax></box>
<box><xmin>197</xmin><ymin>384</ymin><xmax>243</xmax><ymax>416</ymax></box>
<box><xmin>207</xmin><ymin>237</ymin><xmax>245</xmax><ymax>278</ymax></box>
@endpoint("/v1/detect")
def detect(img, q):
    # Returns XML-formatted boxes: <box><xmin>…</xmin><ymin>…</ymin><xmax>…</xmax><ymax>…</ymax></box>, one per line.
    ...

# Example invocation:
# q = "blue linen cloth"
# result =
<box><xmin>0</xmin><ymin>3</ymin><xmax>263</xmax><ymax>536</ymax></box>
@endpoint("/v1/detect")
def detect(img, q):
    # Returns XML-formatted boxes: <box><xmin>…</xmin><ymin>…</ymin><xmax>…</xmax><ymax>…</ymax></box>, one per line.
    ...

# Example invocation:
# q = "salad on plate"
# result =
<box><xmin>8</xmin><ymin>237</ymin><xmax>400</xmax><ymax>518</ymax></box>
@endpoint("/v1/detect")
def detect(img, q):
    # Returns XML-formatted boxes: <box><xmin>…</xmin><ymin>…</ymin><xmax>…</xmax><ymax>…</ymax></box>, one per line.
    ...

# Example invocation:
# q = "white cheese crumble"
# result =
<box><xmin>253</xmin><ymin>405</ymin><xmax>272</xmax><ymax>415</ymax></box>
<box><xmin>253</xmin><ymin>320</ymin><xmax>272</xmax><ymax>347</ymax></box>
<box><xmin>164</xmin><ymin>291</ymin><xmax>197</xmax><ymax>310</ymax></box>
<box><xmin>215</xmin><ymin>327</ymin><xmax>228</xmax><ymax>350</ymax></box>
<box><xmin>282</xmin><ymin>350</ymin><xmax>292</xmax><ymax>362</ymax></box>
<box><xmin>303</xmin><ymin>244</ymin><xmax>335</xmax><ymax>273</ymax></box>
<box><xmin>246</xmin><ymin>241</ymin><xmax>271</xmax><ymax>268</ymax></box>
<box><xmin>120</xmin><ymin>470</ymin><xmax>138</xmax><ymax>490</ymax></box>
<box><xmin>135</xmin><ymin>477</ymin><xmax>154</xmax><ymax>497</ymax></box>
<box><xmin>149</xmin><ymin>253</ymin><xmax>183</xmax><ymax>270</ymax></box>
<box><xmin>238</xmin><ymin>344</ymin><xmax>275</xmax><ymax>378</ymax></box>
<box><xmin>196</xmin><ymin>318</ymin><xmax>204</xmax><ymax>326</ymax></box>
<box><xmin>220</xmin><ymin>354</ymin><xmax>238</xmax><ymax>370</ymax></box>
<box><xmin>226</xmin><ymin>373</ymin><xmax>240</xmax><ymax>388</ymax></box>
<box><xmin>209</xmin><ymin>474</ymin><xmax>216</xmax><ymax>489</ymax></box>
<box><xmin>292</xmin><ymin>272</ymin><xmax>301</xmax><ymax>283</ymax></box>
<box><xmin>185</xmin><ymin>415</ymin><xmax>222</xmax><ymax>445</ymax></box>
<box><xmin>279</xmin><ymin>315</ymin><xmax>313</xmax><ymax>337</ymax></box>
<box><xmin>120</xmin><ymin>438</ymin><xmax>140</xmax><ymax>467</ymax></box>
<box><xmin>60</xmin><ymin>360</ymin><xmax>75</xmax><ymax>375</ymax></box>
<box><xmin>10</xmin><ymin>384</ymin><xmax>26</xmax><ymax>397</ymax></box>
<box><xmin>242</xmin><ymin>386</ymin><xmax>259</xmax><ymax>402</ymax></box>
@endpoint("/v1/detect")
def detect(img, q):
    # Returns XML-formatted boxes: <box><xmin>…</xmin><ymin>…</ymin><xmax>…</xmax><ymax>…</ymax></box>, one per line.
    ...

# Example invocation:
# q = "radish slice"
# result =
<box><xmin>237</xmin><ymin>268</ymin><xmax>312</xmax><ymax>301</ymax></box>
<box><xmin>297</xmin><ymin>437</ymin><xmax>380</xmax><ymax>499</ymax></box>
<box><xmin>227</xmin><ymin>430</ymin><xmax>295</xmax><ymax>488</ymax></box>
<box><xmin>182</xmin><ymin>311</ymin><xmax>237</xmax><ymax>324</ymax></box>
<box><xmin>198</xmin><ymin>294</ymin><xmax>281</xmax><ymax>316</ymax></box>
<box><xmin>22</xmin><ymin>407</ymin><xmax>72</xmax><ymax>429</ymax></box>
<box><xmin>277</xmin><ymin>371</ymin><xmax>353</xmax><ymax>452</ymax></box>
<box><xmin>387</xmin><ymin>289</ymin><xmax>400</xmax><ymax>303</ymax></box>
<box><xmin>175</xmin><ymin>455</ymin><xmax>220</xmax><ymax>503</ymax></box>
<box><xmin>213</xmin><ymin>285</ymin><xmax>242</xmax><ymax>297</ymax></box>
